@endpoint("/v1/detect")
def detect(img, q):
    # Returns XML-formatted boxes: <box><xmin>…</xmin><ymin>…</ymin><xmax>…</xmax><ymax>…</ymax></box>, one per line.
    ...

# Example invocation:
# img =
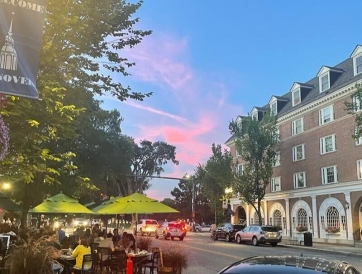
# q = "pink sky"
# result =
<box><xmin>102</xmin><ymin>32</ymin><xmax>243</xmax><ymax>201</ymax></box>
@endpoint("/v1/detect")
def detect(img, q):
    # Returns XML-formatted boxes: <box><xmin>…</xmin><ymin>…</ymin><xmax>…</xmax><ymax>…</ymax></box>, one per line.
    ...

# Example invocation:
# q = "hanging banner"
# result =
<box><xmin>0</xmin><ymin>0</ymin><xmax>47</xmax><ymax>99</ymax></box>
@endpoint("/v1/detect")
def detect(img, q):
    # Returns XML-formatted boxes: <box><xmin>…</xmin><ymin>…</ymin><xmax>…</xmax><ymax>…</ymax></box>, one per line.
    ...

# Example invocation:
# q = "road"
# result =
<box><xmin>153</xmin><ymin>232</ymin><xmax>362</xmax><ymax>273</ymax></box>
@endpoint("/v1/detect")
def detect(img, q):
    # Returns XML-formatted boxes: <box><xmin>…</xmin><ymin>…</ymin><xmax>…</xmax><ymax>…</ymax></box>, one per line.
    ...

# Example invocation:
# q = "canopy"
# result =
<box><xmin>29</xmin><ymin>192</ymin><xmax>93</xmax><ymax>214</ymax></box>
<box><xmin>0</xmin><ymin>193</ymin><xmax>21</xmax><ymax>211</ymax></box>
<box><xmin>93</xmin><ymin>193</ymin><xmax>178</xmax><ymax>215</ymax></box>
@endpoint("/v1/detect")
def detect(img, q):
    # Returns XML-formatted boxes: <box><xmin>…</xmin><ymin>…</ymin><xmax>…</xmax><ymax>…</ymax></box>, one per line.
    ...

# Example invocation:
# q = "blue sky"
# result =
<box><xmin>101</xmin><ymin>1</ymin><xmax>362</xmax><ymax>200</ymax></box>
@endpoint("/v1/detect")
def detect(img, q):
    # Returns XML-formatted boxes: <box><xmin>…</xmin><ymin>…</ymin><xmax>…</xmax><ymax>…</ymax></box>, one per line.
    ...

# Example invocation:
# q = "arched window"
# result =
<box><xmin>326</xmin><ymin>206</ymin><xmax>339</xmax><ymax>228</ymax></box>
<box><xmin>297</xmin><ymin>208</ymin><xmax>307</xmax><ymax>227</ymax></box>
<box><xmin>273</xmin><ymin>210</ymin><xmax>282</xmax><ymax>227</ymax></box>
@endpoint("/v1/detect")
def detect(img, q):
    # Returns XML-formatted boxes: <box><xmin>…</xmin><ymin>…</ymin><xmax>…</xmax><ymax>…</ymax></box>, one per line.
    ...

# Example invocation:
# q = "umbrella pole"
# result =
<box><xmin>135</xmin><ymin>213</ymin><xmax>138</xmax><ymax>253</ymax></box>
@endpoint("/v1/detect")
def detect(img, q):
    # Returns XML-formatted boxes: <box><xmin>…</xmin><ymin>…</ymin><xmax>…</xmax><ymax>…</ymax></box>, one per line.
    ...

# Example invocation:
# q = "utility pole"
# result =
<box><xmin>192</xmin><ymin>179</ymin><xmax>195</xmax><ymax>231</ymax></box>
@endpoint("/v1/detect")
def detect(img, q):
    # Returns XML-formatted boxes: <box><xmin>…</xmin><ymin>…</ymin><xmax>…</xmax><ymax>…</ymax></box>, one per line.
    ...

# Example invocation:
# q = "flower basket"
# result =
<box><xmin>295</xmin><ymin>226</ymin><xmax>308</xmax><ymax>232</ymax></box>
<box><xmin>325</xmin><ymin>227</ymin><xmax>340</xmax><ymax>233</ymax></box>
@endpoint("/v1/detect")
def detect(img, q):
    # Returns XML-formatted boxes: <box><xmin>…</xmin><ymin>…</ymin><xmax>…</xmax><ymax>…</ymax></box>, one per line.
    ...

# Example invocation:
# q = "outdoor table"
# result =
<box><xmin>128</xmin><ymin>252</ymin><xmax>152</xmax><ymax>274</ymax></box>
<box><xmin>57</xmin><ymin>255</ymin><xmax>75</xmax><ymax>274</ymax></box>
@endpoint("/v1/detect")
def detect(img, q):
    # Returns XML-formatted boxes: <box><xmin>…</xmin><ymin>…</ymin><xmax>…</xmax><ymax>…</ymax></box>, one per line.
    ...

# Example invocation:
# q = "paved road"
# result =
<box><xmin>153</xmin><ymin>232</ymin><xmax>362</xmax><ymax>273</ymax></box>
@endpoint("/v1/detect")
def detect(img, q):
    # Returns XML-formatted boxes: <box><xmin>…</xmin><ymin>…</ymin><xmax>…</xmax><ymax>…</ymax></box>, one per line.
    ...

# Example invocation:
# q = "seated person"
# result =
<box><xmin>98</xmin><ymin>233</ymin><xmax>115</xmax><ymax>261</ymax></box>
<box><xmin>44</xmin><ymin>231</ymin><xmax>64</xmax><ymax>273</ymax></box>
<box><xmin>127</xmin><ymin>233</ymin><xmax>136</xmax><ymax>250</ymax></box>
<box><xmin>120</xmin><ymin>232</ymin><xmax>132</xmax><ymax>251</ymax></box>
<box><xmin>112</xmin><ymin>229</ymin><xmax>121</xmax><ymax>246</ymax></box>
<box><xmin>71</xmin><ymin>236</ymin><xmax>91</xmax><ymax>273</ymax></box>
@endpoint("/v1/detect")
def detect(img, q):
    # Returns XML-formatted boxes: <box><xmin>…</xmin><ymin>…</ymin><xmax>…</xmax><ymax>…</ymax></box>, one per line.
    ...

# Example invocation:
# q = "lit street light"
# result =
<box><xmin>2</xmin><ymin>183</ymin><xmax>10</xmax><ymax>190</ymax></box>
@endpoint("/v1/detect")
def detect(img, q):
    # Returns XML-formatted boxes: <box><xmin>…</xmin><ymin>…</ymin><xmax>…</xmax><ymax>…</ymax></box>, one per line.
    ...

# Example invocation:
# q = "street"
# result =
<box><xmin>154</xmin><ymin>232</ymin><xmax>362</xmax><ymax>273</ymax></box>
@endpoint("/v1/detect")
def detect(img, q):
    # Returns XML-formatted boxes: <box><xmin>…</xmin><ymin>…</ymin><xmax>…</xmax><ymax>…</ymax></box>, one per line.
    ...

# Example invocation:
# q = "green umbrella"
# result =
<box><xmin>0</xmin><ymin>193</ymin><xmax>21</xmax><ymax>211</ymax></box>
<box><xmin>29</xmin><ymin>192</ymin><xmax>93</xmax><ymax>214</ymax></box>
<box><xmin>94</xmin><ymin>193</ymin><xmax>178</xmax><ymax>214</ymax></box>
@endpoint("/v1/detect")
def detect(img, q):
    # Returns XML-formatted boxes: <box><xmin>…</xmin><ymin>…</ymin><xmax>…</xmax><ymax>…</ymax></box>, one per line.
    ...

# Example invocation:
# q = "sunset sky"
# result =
<box><xmin>101</xmin><ymin>1</ymin><xmax>362</xmax><ymax>200</ymax></box>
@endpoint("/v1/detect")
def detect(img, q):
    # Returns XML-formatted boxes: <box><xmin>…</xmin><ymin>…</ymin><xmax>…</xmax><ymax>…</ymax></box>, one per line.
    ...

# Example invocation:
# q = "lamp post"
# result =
<box><xmin>184</xmin><ymin>174</ymin><xmax>196</xmax><ymax>231</ymax></box>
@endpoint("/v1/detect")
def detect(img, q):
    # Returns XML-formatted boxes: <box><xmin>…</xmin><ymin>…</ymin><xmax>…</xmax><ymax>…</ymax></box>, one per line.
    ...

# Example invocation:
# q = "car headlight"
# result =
<box><xmin>74</xmin><ymin>221</ymin><xmax>79</xmax><ymax>226</ymax></box>
<box><xmin>54</xmin><ymin>221</ymin><xmax>59</xmax><ymax>228</ymax></box>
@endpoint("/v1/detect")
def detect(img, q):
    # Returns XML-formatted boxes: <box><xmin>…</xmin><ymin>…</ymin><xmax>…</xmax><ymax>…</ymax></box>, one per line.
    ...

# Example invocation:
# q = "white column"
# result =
<box><xmin>245</xmin><ymin>204</ymin><xmax>250</xmax><ymax>226</ymax></box>
<box><xmin>311</xmin><ymin>196</ymin><xmax>319</xmax><ymax>238</ymax></box>
<box><xmin>263</xmin><ymin>200</ymin><xmax>268</xmax><ymax>225</ymax></box>
<box><xmin>285</xmin><ymin>198</ymin><xmax>290</xmax><ymax>237</ymax></box>
<box><xmin>345</xmin><ymin>193</ymin><xmax>354</xmax><ymax>241</ymax></box>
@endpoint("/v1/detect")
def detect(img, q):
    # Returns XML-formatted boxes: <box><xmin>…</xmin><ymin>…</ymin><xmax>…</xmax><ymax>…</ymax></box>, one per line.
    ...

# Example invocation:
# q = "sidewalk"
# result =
<box><xmin>280</xmin><ymin>241</ymin><xmax>362</xmax><ymax>258</ymax></box>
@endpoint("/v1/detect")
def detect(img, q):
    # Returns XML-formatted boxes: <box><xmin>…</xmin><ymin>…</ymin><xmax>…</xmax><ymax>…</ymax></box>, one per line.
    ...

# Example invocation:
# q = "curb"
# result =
<box><xmin>279</xmin><ymin>244</ymin><xmax>362</xmax><ymax>258</ymax></box>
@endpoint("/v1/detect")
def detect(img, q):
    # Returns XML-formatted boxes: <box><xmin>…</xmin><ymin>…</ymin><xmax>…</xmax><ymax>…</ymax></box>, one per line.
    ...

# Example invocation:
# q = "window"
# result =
<box><xmin>319</xmin><ymin>105</ymin><xmax>334</xmax><ymax>125</ymax></box>
<box><xmin>357</xmin><ymin>55</ymin><xmax>362</xmax><ymax>74</ymax></box>
<box><xmin>237</xmin><ymin>164</ymin><xmax>244</xmax><ymax>175</ymax></box>
<box><xmin>320</xmin><ymin>134</ymin><xmax>336</xmax><ymax>154</ymax></box>
<box><xmin>272</xmin><ymin>210</ymin><xmax>282</xmax><ymax>228</ymax></box>
<box><xmin>292</xmin><ymin>89</ymin><xmax>301</xmax><ymax>106</ymax></box>
<box><xmin>355</xmin><ymin>127</ymin><xmax>362</xmax><ymax>145</ymax></box>
<box><xmin>271</xmin><ymin>102</ymin><xmax>277</xmax><ymax>116</ymax></box>
<box><xmin>326</xmin><ymin>206</ymin><xmax>340</xmax><ymax>231</ymax></box>
<box><xmin>236</xmin><ymin>148</ymin><xmax>241</xmax><ymax>157</ymax></box>
<box><xmin>271</xmin><ymin>177</ymin><xmax>281</xmax><ymax>192</ymax></box>
<box><xmin>293</xmin><ymin>172</ymin><xmax>306</xmax><ymax>188</ymax></box>
<box><xmin>251</xmin><ymin>112</ymin><xmax>258</xmax><ymax>121</ymax></box>
<box><xmin>320</xmin><ymin>73</ymin><xmax>330</xmax><ymax>92</ymax></box>
<box><xmin>292</xmin><ymin>118</ymin><xmax>304</xmax><ymax>135</ymax></box>
<box><xmin>273</xmin><ymin>151</ymin><xmax>280</xmax><ymax>167</ymax></box>
<box><xmin>274</xmin><ymin>127</ymin><xmax>280</xmax><ymax>141</ymax></box>
<box><xmin>352</xmin><ymin>95</ymin><xmax>362</xmax><ymax>112</ymax></box>
<box><xmin>297</xmin><ymin>208</ymin><xmax>307</xmax><ymax>228</ymax></box>
<box><xmin>321</xmin><ymin>165</ymin><xmax>338</xmax><ymax>184</ymax></box>
<box><xmin>357</xmin><ymin>159</ymin><xmax>362</xmax><ymax>179</ymax></box>
<box><xmin>292</xmin><ymin>144</ymin><xmax>305</xmax><ymax>162</ymax></box>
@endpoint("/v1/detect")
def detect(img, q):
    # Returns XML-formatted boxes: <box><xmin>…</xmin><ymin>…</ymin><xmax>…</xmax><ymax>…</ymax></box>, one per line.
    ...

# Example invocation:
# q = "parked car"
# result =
<box><xmin>235</xmin><ymin>225</ymin><xmax>282</xmax><ymax>246</ymax></box>
<box><xmin>91</xmin><ymin>219</ymin><xmax>102</xmax><ymax>226</ymax></box>
<box><xmin>214</xmin><ymin>223</ymin><xmax>245</xmax><ymax>242</ymax></box>
<box><xmin>218</xmin><ymin>255</ymin><xmax>360</xmax><ymax>274</ymax></box>
<box><xmin>155</xmin><ymin>221</ymin><xmax>186</xmax><ymax>241</ymax></box>
<box><xmin>195</xmin><ymin>223</ymin><xmax>211</xmax><ymax>232</ymax></box>
<box><xmin>135</xmin><ymin>219</ymin><xmax>159</xmax><ymax>236</ymax></box>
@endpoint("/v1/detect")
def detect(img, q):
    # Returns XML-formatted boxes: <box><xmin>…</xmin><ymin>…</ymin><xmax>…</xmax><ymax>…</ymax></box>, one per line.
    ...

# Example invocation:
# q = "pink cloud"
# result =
<box><xmin>123</xmin><ymin>33</ymin><xmax>193</xmax><ymax>90</ymax></box>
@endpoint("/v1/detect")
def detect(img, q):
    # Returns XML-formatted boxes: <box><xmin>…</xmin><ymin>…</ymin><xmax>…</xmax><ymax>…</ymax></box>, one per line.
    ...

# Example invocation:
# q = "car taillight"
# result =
<box><xmin>166</xmin><ymin>227</ymin><xmax>169</xmax><ymax>230</ymax></box>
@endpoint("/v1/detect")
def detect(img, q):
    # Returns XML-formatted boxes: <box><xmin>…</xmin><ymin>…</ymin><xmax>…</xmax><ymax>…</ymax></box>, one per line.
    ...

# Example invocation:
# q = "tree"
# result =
<box><xmin>0</xmin><ymin>0</ymin><xmax>152</xmax><ymax>228</ymax></box>
<box><xmin>345</xmin><ymin>84</ymin><xmax>362</xmax><ymax>140</ymax></box>
<box><xmin>115</xmin><ymin>140</ymin><xmax>179</xmax><ymax>196</ymax></box>
<box><xmin>229</xmin><ymin>112</ymin><xmax>279</xmax><ymax>225</ymax></box>
<box><xmin>194</xmin><ymin>144</ymin><xmax>234</xmax><ymax>224</ymax></box>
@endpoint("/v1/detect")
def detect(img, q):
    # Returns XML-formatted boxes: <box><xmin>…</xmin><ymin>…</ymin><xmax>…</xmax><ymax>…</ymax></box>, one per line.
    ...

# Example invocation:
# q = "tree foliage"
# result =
<box><xmin>344</xmin><ymin>84</ymin><xmax>362</xmax><ymax>140</ymax></box>
<box><xmin>229</xmin><ymin>112</ymin><xmax>279</xmax><ymax>225</ymax></box>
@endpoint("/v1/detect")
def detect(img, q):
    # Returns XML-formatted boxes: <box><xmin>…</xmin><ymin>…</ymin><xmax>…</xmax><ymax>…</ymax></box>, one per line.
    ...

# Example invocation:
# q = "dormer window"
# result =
<box><xmin>351</xmin><ymin>45</ymin><xmax>362</xmax><ymax>76</ymax></box>
<box><xmin>251</xmin><ymin>112</ymin><xmax>258</xmax><ymax>121</ymax></box>
<box><xmin>292</xmin><ymin>89</ymin><xmax>301</xmax><ymax>106</ymax></box>
<box><xmin>271</xmin><ymin>102</ymin><xmax>277</xmax><ymax>115</ymax></box>
<box><xmin>320</xmin><ymin>73</ymin><xmax>330</xmax><ymax>92</ymax></box>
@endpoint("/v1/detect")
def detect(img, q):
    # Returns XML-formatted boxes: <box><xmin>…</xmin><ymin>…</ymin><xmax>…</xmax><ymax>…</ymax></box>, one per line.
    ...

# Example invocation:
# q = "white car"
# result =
<box><xmin>73</xmin><ymin>218</ymin><xmax>90</xmax><ymax>227</ymax></box>
<box><xmin>135</xmin><ymin>219</ymin><xmax>159</xmax><ymax>235</ymax></box>
<box><xmin>155</xmin><ymin>221</ymin><xmax>186</xmax><ymax>241</ymax></box>
<box><xmin>91</xmin><ymin>219</ymin><xmax>102</xmax><ymax>226</ymax></box>
<box><xmin>195</xmin><ymin>223</ymin><xmax>211</xmax><ymax>232</ymax></box>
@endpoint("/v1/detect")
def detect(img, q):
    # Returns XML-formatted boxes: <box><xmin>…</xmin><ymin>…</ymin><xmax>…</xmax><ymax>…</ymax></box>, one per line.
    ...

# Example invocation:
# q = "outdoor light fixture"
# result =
<box><xmin>343</xmin><ymin>201</ymin><xmax>350</xmax><ymax>210</ymax></box>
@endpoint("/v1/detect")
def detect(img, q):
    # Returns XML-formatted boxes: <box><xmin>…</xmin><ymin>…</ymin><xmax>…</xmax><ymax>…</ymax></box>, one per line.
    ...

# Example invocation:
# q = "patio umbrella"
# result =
<box><xmin>29</xmin><ymin>192</ymin><xmax>93</xmax><ymax>214</ymax></box>
<box><xmin>93</xmin><ymin>193</ymin><xmax>178</xmax><ymax>215</ymax></box>
<box><xmin>0</xmin><ymin>193</ymin><xmax>21</xmax><ymax>211</ymax></box>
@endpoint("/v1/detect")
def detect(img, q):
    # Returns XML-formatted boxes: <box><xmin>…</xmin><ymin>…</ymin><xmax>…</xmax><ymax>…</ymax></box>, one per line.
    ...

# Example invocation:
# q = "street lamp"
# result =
<box><xmin>184</xmin><ymin>174</ymin><xmax>195</xmax><ymax>231</ymax></box>
<box><xmin>2</xmin><ymin>183</ymin><xmax>10</xmax><ymax>191</ymax></box>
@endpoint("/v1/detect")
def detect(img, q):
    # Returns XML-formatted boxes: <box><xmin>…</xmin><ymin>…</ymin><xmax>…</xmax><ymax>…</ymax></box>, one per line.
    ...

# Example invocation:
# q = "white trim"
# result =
<box><xmin>271</xmin><ymin>177</ymin><xmax>281</xmax><ymax>192</ymax></box>
<box><xmin>320</xmin><ymin>134</ymin><xmax>336</xmax><ymax>154</ymax></box>
<box><xmin>356</xmin><ymin>126</ymin><xmax>362</xmax><ymax>146</ymax></box>
<box><xmin>292</xmin><ymin>117</ymin><xmax>304</xmax><ymax>135</ymax></box>
<box><xmin>292</xmin><ymin>144</ymin><xmax>305</xmax><ymax>162</ymax></box>
<box><xmin>319</xmin><ymin>72</ymin><xmax>330</xmax><ymax>92</ymax></box>
<box><xmin>237</xmin><ymin>164</ymin><xmax>244</xmax><ymax>175</ymax></box>
<box><xmin>321</xmin><ymin>165</ymin><xmax>338</xmax><ymax>185</ymax></box>
<box><xmin>251</xmin><ymin>110</ymin><xmax>258</xmax><ymax>121</ymax></box>
<box><xmin>357</xmin><ymin>159</ymin><xmax>362</xmax><ymax>180</ymax></box>
<box><xmin>270</xmin><ymin>101</ymin><xmax>277</xmax><ymax>116</ymax></box>
<box><xmin>273</xmin><ymin>151</ymin><xmax>281</xmax><ymax>167</ymax></box>
<box><xmin>319</xmin><ymin>105</ymin><xmax>334</xmax><ymax>125</ymax></box>
<box><xmin>319</xmin><ymin>197</ymin><xmax>345</xmax><ymax>238</ymax></box>
<box><xmin>353</xmin><ymin>54</ymin><xmax>362</xmax><ymax>76</ymax></box>
<box><xmin>292</xmin><ymin>88</ymin><xmax>301</xmax><ymax>106</ymax></box>
<box><xmin>293</xmin><ymin>172</ymin><xmax>306</xmax><ymax>188</ymax></box>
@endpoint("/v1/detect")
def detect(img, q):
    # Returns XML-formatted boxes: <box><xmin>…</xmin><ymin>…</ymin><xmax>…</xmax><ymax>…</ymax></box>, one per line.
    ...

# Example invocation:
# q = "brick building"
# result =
<box><xmin>225</xmin><ymin>45</ymin><xmax>362</xmax><ymax>244</ymax></box>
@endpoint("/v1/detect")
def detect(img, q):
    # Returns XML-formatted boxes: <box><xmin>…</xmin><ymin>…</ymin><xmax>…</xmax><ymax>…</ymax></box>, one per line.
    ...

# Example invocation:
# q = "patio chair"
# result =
<box><xmin>142</xmin><ymin>249</ymin><xmax>160</xmax><ymax>274</ymax></box>
<box><xmin>98</xmin><ymin>247</ymin><xmax>112</xmax><ymax>273</ymax></box>
<box><xmin>110</xmin><ymin>250</ymin><xmax>127</xmax><ymax>274</ymax></box>
<box><xmin>72</xmin><ymin>254</ymin><xmax>95</xmax><ymax>274</ymax></box>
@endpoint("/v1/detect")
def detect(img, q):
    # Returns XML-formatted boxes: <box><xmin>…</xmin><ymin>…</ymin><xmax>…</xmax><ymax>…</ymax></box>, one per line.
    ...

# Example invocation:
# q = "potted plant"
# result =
<box><xmin>295</xmin><ymin>226</ymin><xmax>308</xmax><ymax>232</ymax></box>
<box><xmin>158</xmin><ymin>245</ymin><xmax>188</xmax><ymax>274</ymax></box>
<box><xmin>325</xmin><ymin>226</ymin><xmax>340</xmax><ymax>233</ymax></box>
<box><xmin>136</xmin><ymin>236</ymin><xmax>153</xmax><ymax>251</ymax></box>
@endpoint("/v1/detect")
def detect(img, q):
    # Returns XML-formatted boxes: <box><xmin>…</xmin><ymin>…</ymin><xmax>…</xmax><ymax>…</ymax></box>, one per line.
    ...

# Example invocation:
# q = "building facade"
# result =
<box><xmin>226</xmin><ymin>45</ymin><xmax>362</xmax><ymax>244</ymax></box>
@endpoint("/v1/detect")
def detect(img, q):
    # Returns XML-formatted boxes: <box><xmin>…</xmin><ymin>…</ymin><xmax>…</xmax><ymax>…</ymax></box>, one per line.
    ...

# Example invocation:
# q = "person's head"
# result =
<box><xmin>122</xmin><ymin>232</ymin><xmax>128</xmax><ymax>238</ymax></box>
<box><xmin>113</xmin><ymin>229</ymin><xmax>118</xmax><ymax>235</ymax></box>
<box><xmin>106</xmin><ymin>233</ymin><xmax>113</xmax><ymax>239</ymax></box>
<box><xmin>78</xmin><ymin>236</ymin><xmax>89</xmax><ymax>247</ymax></box>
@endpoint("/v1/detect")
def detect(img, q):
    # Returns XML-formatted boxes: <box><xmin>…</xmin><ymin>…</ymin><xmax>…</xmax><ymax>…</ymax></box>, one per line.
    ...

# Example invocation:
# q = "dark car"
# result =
<box><xmin>218</xmin><ymin>256</ymin><xmax>360</xmax><ymax>274</ymax></box>
<box><xmin>215</xmin><ymin>223</ymin><xmax>245</xmax><ymax>242</ymax></box>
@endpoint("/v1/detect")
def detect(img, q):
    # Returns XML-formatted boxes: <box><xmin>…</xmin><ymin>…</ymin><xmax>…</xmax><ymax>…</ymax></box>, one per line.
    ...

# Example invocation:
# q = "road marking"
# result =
<box><xmin>185</xmin><ymin>243</ymin><xmax>245</xmax><ymax>260</ymax></box>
